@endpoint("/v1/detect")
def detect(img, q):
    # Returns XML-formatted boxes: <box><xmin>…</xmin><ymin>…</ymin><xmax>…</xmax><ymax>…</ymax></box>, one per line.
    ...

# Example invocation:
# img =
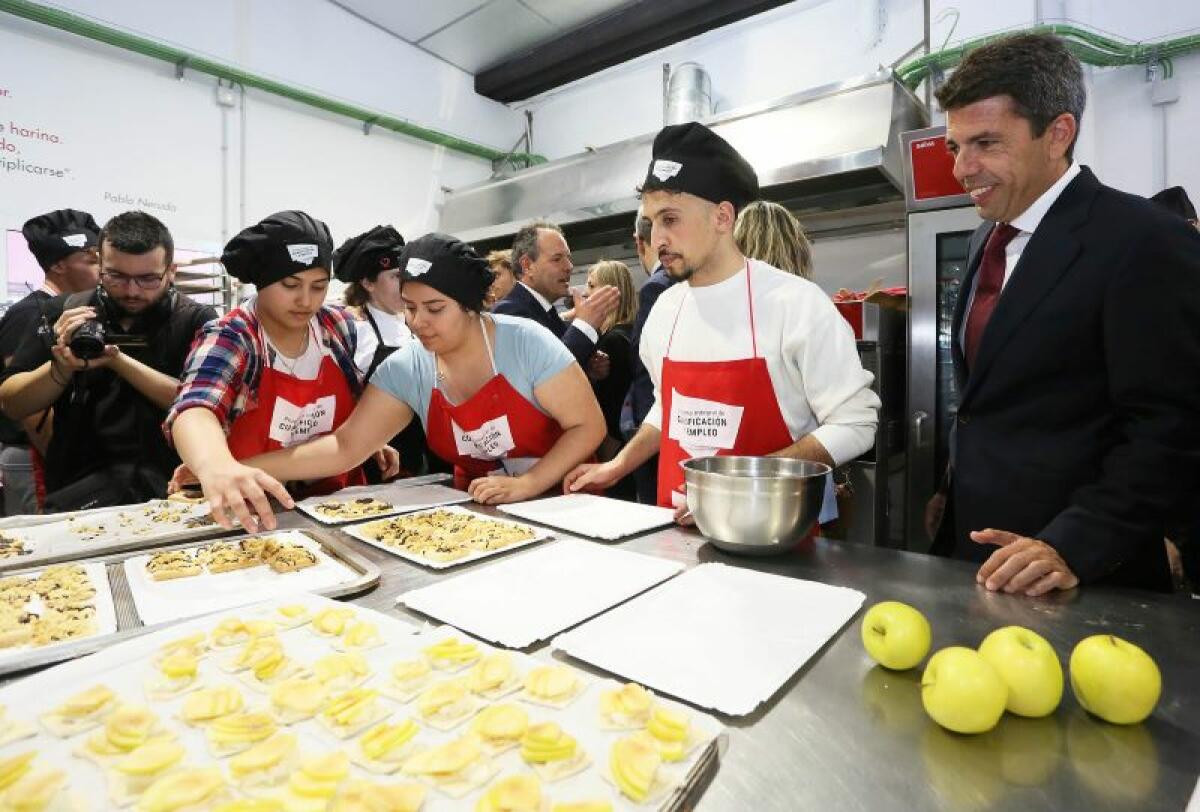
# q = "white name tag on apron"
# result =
<box><xmin>268</xmin><ymin>395</ymin><xmax>336</xmax><ymax>448</ymax></box>
<box><xmin>452</xmin><ymin>416</ymin><xmax>517</xmax><ymax>461</ymax></box>
<box><xmin>668</xmin><ymin>389</ymin><xmax>744</xmax><ymax>458</ymax></box>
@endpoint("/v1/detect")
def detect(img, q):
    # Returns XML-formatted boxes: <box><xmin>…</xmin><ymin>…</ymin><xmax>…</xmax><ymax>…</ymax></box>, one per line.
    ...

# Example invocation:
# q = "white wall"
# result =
<box><xmin>0</xmin><ymin>1</ymin><xmax>525</xmax><ymax>298</ymax></box>
<box><xmin>517</xmin><ymin>0</ymin><xmax>1200</xmax><ymax>201</ymax></box>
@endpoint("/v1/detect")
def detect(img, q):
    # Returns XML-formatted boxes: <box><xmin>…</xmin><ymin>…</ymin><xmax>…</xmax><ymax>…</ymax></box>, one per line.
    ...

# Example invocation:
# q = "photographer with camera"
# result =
<box><xmin>0</xmin><ymin>211</ymin><xmax>216</xmax><ymax>512</ymax></box>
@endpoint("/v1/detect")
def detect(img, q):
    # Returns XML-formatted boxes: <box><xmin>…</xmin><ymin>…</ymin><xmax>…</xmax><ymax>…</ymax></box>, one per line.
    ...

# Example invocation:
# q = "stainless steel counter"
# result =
<box><xmin>14</xmin><ymin>506</ymin><xmax>1200</xmax><ymax>810</ymax></box>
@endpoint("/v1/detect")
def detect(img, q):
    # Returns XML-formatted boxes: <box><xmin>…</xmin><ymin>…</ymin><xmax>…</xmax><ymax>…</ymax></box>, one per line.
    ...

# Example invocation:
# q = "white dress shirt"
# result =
<box><xmin>353</xmin><ymin>303</ymin><xmax>413</xmax><ymax>375</ymax></box>
<box><xmin>520</xmin><ymin>282</ymin><xmax>598</xmax><ymax>343</ymax></box>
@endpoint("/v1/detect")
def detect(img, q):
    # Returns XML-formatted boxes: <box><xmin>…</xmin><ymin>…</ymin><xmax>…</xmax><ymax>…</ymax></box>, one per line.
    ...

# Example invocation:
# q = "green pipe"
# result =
<box><xmin>898</xmin><ymin>23</ymin><xmax>1200</xmax><ymax>89</ymax></box>
<box><xmin>0</xmin><ymin>0</ymin><xmax>545</xmax><ymax>168</ymax></box>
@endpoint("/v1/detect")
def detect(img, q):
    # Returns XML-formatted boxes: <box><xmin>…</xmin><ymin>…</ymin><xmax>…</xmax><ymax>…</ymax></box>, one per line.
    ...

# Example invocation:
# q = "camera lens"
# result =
<box><xmin>70</xmin><ymin>320</ymin><xmax>106</xmax><ymax>361</ymax></box>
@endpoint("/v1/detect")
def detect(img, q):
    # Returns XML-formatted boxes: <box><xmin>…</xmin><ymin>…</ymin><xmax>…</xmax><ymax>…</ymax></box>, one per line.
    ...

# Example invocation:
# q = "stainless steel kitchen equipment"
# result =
<box><xmin>681</xmin><ymin>455</ymin><xmax>831</xmax><ymax>554</ymax></box>
<box><xmin>901</xmin><ymin>126</ymin><xmax>981</xmax><ymax>552</ymax></box>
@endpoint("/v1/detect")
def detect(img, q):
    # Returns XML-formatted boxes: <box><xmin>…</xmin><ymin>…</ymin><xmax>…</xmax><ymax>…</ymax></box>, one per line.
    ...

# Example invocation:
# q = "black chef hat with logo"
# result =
<box><xmin>22</xmin><ymin>208</ymin><xmax>101</xmax><ymax>271</ymax></box>
<box><xmin>332</xmin><ymin>225</ymin><xmax>406</xmax><ymax>284</ymax></box>
<box><xmin>399</xmin><ymin>233</ymin><xmax>494</xmax><ymax>313</ymax></box>
<box><xmin>639</xmin><ymin>122</ymin><xmax>759</xmax><ymax>213</ymax></box>
<box><xmin>221</xmin><ymin>210</ymin><xmax>333</xmax><ymax>289</ymax></box>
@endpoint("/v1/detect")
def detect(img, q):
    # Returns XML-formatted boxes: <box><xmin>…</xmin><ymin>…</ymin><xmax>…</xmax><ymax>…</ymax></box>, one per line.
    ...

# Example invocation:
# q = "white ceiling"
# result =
<box><xmin>330</xmin><ymin>0</ymin><xmax>639</xmax><ymax>74</ymax></box>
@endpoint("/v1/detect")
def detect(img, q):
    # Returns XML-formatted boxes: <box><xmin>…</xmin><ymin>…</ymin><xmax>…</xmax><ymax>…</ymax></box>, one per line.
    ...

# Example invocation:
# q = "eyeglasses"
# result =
<box><xmin>100</xmin><ymin>270</ymin><xmax>168</xmax><ymax>290</ymax></box>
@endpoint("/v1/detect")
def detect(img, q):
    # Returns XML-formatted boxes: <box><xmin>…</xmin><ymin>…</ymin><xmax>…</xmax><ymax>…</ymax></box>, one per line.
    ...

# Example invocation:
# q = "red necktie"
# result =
<box><xmin>963</xmin><ymin>223</ymin><xmax>1019</xmax><ymax>367</ymax></box>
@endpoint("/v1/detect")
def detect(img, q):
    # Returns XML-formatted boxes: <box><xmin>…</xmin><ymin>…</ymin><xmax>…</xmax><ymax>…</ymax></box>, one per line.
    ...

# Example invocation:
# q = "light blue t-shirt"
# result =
<box><xmin>371</xmin><ymin>314</ymin><xmax>575</xmax><ymax>425</ymax></box>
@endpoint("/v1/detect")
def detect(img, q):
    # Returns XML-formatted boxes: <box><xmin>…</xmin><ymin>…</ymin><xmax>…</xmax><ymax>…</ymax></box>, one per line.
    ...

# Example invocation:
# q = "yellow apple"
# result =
<box><xmin>861</xmin><ymin>601</ymin><xmax>932</xmax><ymax>671</ymax></box>
<box><xmin>978</xmin><ymin>626</ymin><xmax>1063</xmax><ymax>718</ymax></box>
<box><xmin>1069</xmin><ymin>635</ymin><xmax>1161</xmax><ymax>725</ymax></box>
<box><xmin>920</xmin><ymin>646</ymin><xmax>1007</xmax><ymax>734</ymax></box>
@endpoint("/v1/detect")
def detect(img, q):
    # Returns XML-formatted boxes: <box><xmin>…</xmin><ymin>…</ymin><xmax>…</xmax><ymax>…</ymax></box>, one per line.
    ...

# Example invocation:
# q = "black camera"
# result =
<box><xmin>69</xmin><ymin>320</ymin><xmax>107</xmax><ymax>360</ymax></box>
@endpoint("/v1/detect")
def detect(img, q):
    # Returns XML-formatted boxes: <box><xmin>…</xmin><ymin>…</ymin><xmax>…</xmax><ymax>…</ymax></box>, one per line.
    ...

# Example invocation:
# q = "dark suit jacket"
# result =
<box><xmin>935</xmin><ymin>166</ymin><xmax>1200</xmax><ymax>591</ymax></box>
<box><xmin>493</xmin><ymin>283</ymin><xmax>595</xmax><ymax>367</ymax></box>
<box><xmin>628</xmin><ymin>266</ymin><xmax>675</xmax><ymax>425</ymax></box>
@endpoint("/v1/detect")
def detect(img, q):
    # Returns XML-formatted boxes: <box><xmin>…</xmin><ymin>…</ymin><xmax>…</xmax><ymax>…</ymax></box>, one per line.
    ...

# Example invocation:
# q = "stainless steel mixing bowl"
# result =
<box><xmin>681</xmin><ymin>456</ymin><xmax>830</xmax><ymax>555</ymax></box>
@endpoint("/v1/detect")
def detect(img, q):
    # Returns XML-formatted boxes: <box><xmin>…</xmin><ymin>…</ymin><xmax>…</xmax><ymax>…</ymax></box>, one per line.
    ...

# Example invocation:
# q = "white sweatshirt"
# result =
<box><xmin>639</xmin><ymin>259</ymin><xmax>880</xmax><ymax>465</ymax></box>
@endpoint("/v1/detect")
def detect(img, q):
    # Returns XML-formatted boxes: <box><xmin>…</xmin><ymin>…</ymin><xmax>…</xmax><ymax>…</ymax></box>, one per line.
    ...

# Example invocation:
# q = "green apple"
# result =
<box><xmin>861</xmin><ymin>601</ymin><xmax>932</xmax><ymax>671</ymax></box>
<box><xmin>921</xmin><ymin>646</ymin><xmax>1008</xmax><ymax>734</ymax></box>
<box><xmin>1069</xmin><ymin>635</ymin><xmax>1161</xmax><ymax>725</ymax></box>
<box><xmin>978</xmin><ymin>626</ymin><xmax>1063</xmax><ymax>717</ymax></box>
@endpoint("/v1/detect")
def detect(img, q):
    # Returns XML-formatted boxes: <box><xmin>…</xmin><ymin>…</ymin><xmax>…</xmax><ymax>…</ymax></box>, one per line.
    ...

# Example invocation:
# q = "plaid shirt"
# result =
<box><xmin>164</xmin><ymin>303</ymin><xmax>362</xmax><ymax>443</ymax></box>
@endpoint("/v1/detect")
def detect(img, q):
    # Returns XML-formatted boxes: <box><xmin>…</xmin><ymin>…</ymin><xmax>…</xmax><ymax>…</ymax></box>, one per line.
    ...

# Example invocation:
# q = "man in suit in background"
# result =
<box><xmin>494</xmin><ymin>221</ymin><xmax>619</xmax><ymax>369</ymax></box>
<box><xmin>927</xmin><ymin>32</ymin><xmax>1200</xmax><ymax>594</ymax></box>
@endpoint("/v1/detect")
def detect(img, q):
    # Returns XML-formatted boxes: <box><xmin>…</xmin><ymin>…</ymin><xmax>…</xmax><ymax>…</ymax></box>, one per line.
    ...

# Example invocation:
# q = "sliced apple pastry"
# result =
<box><xmin>605</xmin><ymin>732</ymin><xmax>676</xmax><ymax>805</ymax></box>
<box><xmin>40</xmin><ymin>683</ymin><xmax>117</xmax><ymax>737</ymax></box>
<box><xmin>228</xmin><ymin>733</ymin><xmax>298</xmax><ymax>789</ymax></box>
<box><xmin>310</xmin><ymin>607</ymin><xmax>356</xmax><ymax>638</ymax></box>
<box><xmin>145</xmin><ymin>649</ymin><xmax>203</xmax><ymax>701</ymax></box>
<box><xmin>379</xmin><ymin>658</ymin><xmax>432</xmax><ymax>703</ymax></box>
<box><xmin>135</xmin><ymin>767</ymin><xmax>231</xmax><ymax>812</ymax></box>
<box><xmin>210</xmin><ymin>617</ymin><xmax>274</xmax><ymax>649</ymax></box>
<box><xmin>598</xmin><ymin>683</ymin><xmax>653</xmax><ymax>730</ymax></box>
<box><xmin>519</xmin><ymin>722</ymin><xmax>590</xmax><ymax>782</ymax></box>
<box><xmin>643</xmin><ymin>705</ymin><xmax>706</xmax><ymax>762</ymax></box>
<box><xmin>107</xmin><ymin>739</ymin><xmax>186</xmax><ymax>806</ymax></box>
<box><xmin>415</xmin><ymin>679</ymin><xmax>480</xmax><ymax>731</ymax></box>
<box><xmin>312</xmin><ymin>653</ymin><xmax>372</xmax><ymax>692</ymax></box>
<box><xmin>206</xmin><ymin>711</ymin><xmax>279</xmax><ymax>757</ymax></box>
<box><xmin>0</xmin><ymin>752</ymin><xmax>35</xmax><ymax>792</ymax></box>
<box><xmin>400</xmin><ymin>734</ymin><xmax>497</xmax><ymax>799</ymax></box>
<box><xmin>269</xmin><ymin>677</ymin><xmax>331</xmax><ymax>725</ymax></box>
<box><xmin>0</xmin><ymin>705</ymin><xmax>35</xmax><ymax>747</ymax></box>
<box><xmin>350</xmin><ymin>719</ymin><xmax>421</xmax><ymax>774</ymax></box>
<box><xmin>469</xmin><ymin>704</ymin><xmax>529</xmax><ymax>756</ymax></box>
<box><xmin>549</xmin><ymin>802</ymin><xmax>614</xmax><ymax>812</ymax></box>
<box><xmin>76</xmin><ymin>704</ymin><xmax>170</xmax><ymax>764</ymax></box>
<box><xmin>271</xmin><ymin>752</ymin><xmax>352</xmax><ymax>812</ymax></box>
<box><xmin>422</xmin><ymin>637</ymin><xmax>481</xmax><ymax>672</ymax></box>
<box><xmin>266</xmin><ymin>604</ymin><xmax>312</xmax><ymax>630</ymax></box>
<box><xmin>329</xmin><ymin>779</ymin><xmax>426</xmax><ymax>812</ymax></box>
<box><xmin>467</xmin><ymin>653</ymin><xmax>522</xmax><ymax>701</ymax></box>
<box><xmin>154</xmin><ymin>632</ymin><xmax>208</xmax><ymax>665</ymax></box>
<box><xmin>520</xmin><ymin>665</ymin><xmax>586</xmax><ymax>709</ymax></box>
<box><xmin>220</xmin><ymin>636</ymin><xmax>285</xmax><ymax>674</ymax></box>
<box><xmin>179</xmin><ymin>684</ymin><xmax>244</xmax><ymax>726</ymax></box>
<box><xmin>475</xmin><ymin>773</ymin><xmax>543</xmax><ymax>812</ymax></box>
<box><xmin>334</xmin><ymin>621</ymin><xmax>384</xmax><ymax>652</ymax></box>
<box><xmin>0</xmin><ymin>765</ymin><xmax>80</xmax><ymax>812</ymax></box>
<box><xmin>318</xmin><ymin>688</ymin><xmax>390</xmax><ymax>739</ymax></box>
<box><xmin>237</xmin><ymin>649</ymin><xmax>306</xmax><ymax>693</ymax></box>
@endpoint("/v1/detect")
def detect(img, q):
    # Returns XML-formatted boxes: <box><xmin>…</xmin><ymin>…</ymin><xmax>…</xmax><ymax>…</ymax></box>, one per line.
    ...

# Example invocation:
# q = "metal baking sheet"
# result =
<box><xmin>295</xmin><ymin>481</ymin><xmax>471</xmax><ymax>525</ymax></box>
<box><xmin>342</xmin><ymin>504</ymin><xmax>554</xmax><ymax>570</ymax></box>
<box><xmin>0</xmin><ymin>562</ymin><xmax>117</xmax><ymax>671</ymax></box>
<box><xmin>0</xmin><ymin>593</ymin><xmax>721</xmax><ymax>811</ymax></box>
<box><xmin>124</xmin><ymin>531</ymin><xmax>362</xmax><ymax>625</ymax></box>
<box><xmin>0</xmin><ymin>499</ymin><xmax>229</xmax><ymax>571</ymax></box>
<box><xmin>0</xmin><ymin>530</ymin><xmax>379</xmax><ymax>678</ymax></box>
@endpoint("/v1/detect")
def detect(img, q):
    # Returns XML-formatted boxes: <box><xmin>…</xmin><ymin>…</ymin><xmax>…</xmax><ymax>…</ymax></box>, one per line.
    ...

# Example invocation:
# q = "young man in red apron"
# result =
<box><xmin>566</xmin><ymin>123</ymin><xmax>879</xmax><ymax>529</ymax></box>
<box><xmin>167</xmin><ymin>211</ymin><xmax>398</xmax><ymax>530</ymax></box>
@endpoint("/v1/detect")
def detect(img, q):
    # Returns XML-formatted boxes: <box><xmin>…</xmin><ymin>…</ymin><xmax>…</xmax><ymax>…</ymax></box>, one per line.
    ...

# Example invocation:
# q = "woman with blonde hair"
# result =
<box><xmin>485</xmin><ymin>249</ymin><xmax>517</xmax><ymax>308</ymax></box>
<box><xmin>735</xmin><ymin>200</ymin><xmax>813</xmax><ymax>279</ymax></box>
<box><xmin>586</xmin><ymin>259</ymin><xmax>639</xmax><ymax>499</ymax></box>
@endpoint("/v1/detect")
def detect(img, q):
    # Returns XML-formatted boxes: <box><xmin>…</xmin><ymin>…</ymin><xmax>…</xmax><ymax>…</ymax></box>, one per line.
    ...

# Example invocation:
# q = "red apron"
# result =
<box><xmin>227</xmin><ymin>346</ymin><xmax>365</xmax><ymax>499</ymax></box>
<box><xmin>424</xmin><ymin>320</ymin><xmax>562</xmax><ymax>490</ymax></box>
<box><xmin>657</xmin><ymin>262</ymin><xmax>796</xmax><ymax>508</ymax></box>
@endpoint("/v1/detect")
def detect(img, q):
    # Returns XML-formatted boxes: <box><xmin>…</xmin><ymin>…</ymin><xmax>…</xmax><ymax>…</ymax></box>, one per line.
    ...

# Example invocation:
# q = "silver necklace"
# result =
<box><xmin>272</xmin><ymin>331</ymin><xmax>310</xmax><ymax>375</ymax></box>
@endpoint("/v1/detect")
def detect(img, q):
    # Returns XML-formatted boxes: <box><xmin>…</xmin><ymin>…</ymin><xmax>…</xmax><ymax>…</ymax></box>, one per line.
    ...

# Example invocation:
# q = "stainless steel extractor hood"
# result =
<box><xmin>441</xmin><ymin>70</ymin><xmax>927</xmax><ymax>250</ymax></box>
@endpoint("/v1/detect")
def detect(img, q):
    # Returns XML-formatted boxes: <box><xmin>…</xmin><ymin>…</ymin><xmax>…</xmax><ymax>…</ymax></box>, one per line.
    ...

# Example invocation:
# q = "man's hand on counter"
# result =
<box><xmin>467</xmin><ymin>474</ymin><xmax>538</xmax><ymax>505</ymax></box>
<box><xmin>971</xmin><ymin>528</ymin><xmax>1079</xmax><ymax>597</ymax></box>
<box><xmin>563</xmin><ymin>459</ymin><xmax>625</xmax><ymax>494</ymax></box>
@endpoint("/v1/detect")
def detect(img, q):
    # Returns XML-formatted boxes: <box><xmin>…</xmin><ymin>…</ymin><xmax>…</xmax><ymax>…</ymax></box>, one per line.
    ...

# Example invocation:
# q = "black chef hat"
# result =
<box><xmin>22</xmin><ymin>208</ymin><xmax>100</xmax><ymax>271</ymax></box>
<box><xmin>399</xmin><ymin>233</ymin><xmax>494</xmax><ymax>312</ymax></box>
<box><xmin>332</xmin><ymin>225</ymin><xmax>405</xmax><ymax>284</ymax></box>
<box><xmin>1149</xmin><ymin>186</ymin><xmax>1197</xmax><ymax>222</ymax></box>
<box><xmin>221</xmin><ymin>210</ymin><xmax>333</xmax><ymax>289</ymax></box>
<box><xmin>639</xmin><ymin>122</ymin><xmax>759</xmax><ymax>213</ymax></box>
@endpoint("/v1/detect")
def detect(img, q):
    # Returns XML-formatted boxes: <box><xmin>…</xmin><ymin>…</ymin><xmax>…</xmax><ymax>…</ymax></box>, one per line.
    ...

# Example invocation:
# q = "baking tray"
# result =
<box><xmin>295</xmin><ymin>481</ymin><xmax>470</xmax><ymax>525</ymax></box>
<box><xmin>342</xmin><ymin>504</ymin><xmax>554</xmax><ymax>570</ymax></box>
<box><xmin>497</xmin><ymin>494</ymin><xmax>676</xmax><ymax>540</ymax></box>
<box><xmin>0</xmin><ymin>498</ymin><xmax>233</xmax><ymax>572</ymax></box>
<box><xmin>0</xmin><ymin>562</ymin><xmax>118</xmax><ymax>672</ymax></box>
<box><xmin>0</xmin><ymin>527</ymin><xmax>380</xmax><ymax>678</ymax></box>
<box><xmin>0</xmin><ymin>593</ymin><xmax>721</xmax><ymax>812</ymax></box>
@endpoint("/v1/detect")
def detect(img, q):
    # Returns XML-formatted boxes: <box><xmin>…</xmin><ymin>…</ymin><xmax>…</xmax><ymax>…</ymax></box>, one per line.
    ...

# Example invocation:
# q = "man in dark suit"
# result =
<box><xmin>494</xmin><ymin>221</ymin><xmax>618</xmax><ymax>369</ymax></box>
<box><xmin>928</xmin><ymin>33</ymin><xmax>1200</xmax><ymax>594</ymax></box>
